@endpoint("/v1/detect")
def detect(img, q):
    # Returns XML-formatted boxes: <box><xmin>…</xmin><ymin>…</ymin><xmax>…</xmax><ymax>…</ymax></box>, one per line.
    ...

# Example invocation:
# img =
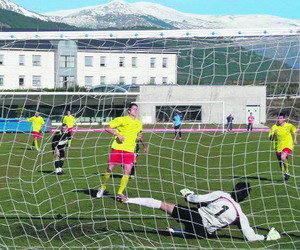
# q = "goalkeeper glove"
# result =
<box><xmin>266</xmin><ymin>227</ymin><xmax>281</xmax><ymax>241</ymax></box>
<box><xmin>180</xmin><ymin>188</ymin><xmax>194</xmax><ymax>197</ymax></box>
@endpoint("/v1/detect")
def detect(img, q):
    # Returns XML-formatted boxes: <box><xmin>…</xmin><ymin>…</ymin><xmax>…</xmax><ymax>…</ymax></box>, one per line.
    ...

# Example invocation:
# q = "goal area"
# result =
<box><xmin>0</xmin><ymin>28</ymin><xmax>299</xmax><ymax>249</ymax></box>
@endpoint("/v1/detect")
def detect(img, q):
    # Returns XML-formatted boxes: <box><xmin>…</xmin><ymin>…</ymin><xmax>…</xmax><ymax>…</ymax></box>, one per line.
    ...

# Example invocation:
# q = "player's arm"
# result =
<box><xmin>138</xmin><ymin>133</ymin><xmax>147</xmax><ymax>152</ymax></box>
<box><xmin>238</xmin><ymin>210</ymin><xmax>266</xmax><ymax>241</ymax></box>
<box><xmin>105</xmin><ymin>120</ymin><xmax>125</xmax><ymax>142</ymax></box>
<box><xmin>269</xmin><ymin>126</ymin><xmax>277</xmax><ymax>141</ymax></box>
<box><xmin>291</xmin><ymin>125</ymin><xmax>298</xmax><ymax>144</ymax></box>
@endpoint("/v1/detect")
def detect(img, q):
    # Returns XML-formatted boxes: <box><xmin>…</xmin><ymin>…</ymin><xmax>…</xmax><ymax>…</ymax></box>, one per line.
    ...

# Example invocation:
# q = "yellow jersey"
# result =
<box><xmin>63</xmin><ymin>115</ymin><xmax>76</xmax><ymax>128</ymax></box>
<box><xmin>27</xmin><ymin>116</ymin><xmax>45</xmax><ymax>132</ymax></box>
<box><xmin>109</xmin><ymin>116</ymin><xmax>143</xmax><ymax>153</ymax></box>
<box><xmin>269</xmin><ymin>123</ymin><xmax>297</xmax><ymax>152</ymax></box>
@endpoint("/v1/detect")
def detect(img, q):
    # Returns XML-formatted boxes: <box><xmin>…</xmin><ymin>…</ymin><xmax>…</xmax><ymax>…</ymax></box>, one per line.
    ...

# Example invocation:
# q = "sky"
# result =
<box><xmin>11</xmin><ymin>0</ymin><xmax>300</xmax><ymax>20</ymax></box>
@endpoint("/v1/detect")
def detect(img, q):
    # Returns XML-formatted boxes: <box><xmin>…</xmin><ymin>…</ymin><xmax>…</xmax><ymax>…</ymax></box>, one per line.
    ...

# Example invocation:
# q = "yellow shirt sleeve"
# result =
<box><xmin>109</xmin><ymin>117</ymin><xmax>123</xmax><ymax>128</ymax></box>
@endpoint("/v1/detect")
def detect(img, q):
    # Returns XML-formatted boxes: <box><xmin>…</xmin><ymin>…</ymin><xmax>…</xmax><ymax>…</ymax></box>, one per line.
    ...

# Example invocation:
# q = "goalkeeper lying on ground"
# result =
<box><xmin>121</xmin><ymin>182</ymin><xmax>280</xmax><ymax>241</ymax></box>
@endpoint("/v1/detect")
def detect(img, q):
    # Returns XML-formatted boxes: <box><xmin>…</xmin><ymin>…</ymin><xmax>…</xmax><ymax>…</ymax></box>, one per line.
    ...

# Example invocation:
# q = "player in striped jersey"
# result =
<box><xmin>121</xmin><ymin>182</ymin><xmax>280</xmax><ymax>241</ymax></box>
<box><xmin>269</xmin><ymin>113</ymin><xmax>297</xmax><ymax>180</ymax></box>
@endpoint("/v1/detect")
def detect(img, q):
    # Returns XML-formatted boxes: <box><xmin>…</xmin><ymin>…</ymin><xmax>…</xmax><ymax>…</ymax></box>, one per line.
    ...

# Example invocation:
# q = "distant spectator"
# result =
<box><xmin>226</xmin><ymin>114</ymin><xmax>234</xmax><ymax>132</ymax></box>
<box><xmin>173</xmin><ymin>112</ymin><xmax>183</xmax><ymax>140</ymax></box>
<box><xmin>247</xmin><ymin>113</ymin><xmax>255</xmax><ymax>132</ymax></box>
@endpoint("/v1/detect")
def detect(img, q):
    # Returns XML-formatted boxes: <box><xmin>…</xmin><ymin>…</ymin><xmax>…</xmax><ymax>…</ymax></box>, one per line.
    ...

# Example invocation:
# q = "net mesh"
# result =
<box><xmin>0</xmin><ymin>30</ymin><xmax>299</xmax><ymax>248</ymax></box>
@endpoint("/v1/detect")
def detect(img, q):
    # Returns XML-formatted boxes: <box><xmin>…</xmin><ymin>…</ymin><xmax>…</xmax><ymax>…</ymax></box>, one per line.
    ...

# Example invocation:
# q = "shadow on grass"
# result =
<box><xmin>96</xmin><ymin>173</ymin><xmax>123</xmax><ymax>178</ymax></box>
<box><xmin>38</xmin><ymin>170</ymin><xmax>54</xmax><ymax>174</ymax></box>
<box><xmin>232</xmin><ymin>175</ymin><xmax>283</xmax><ymax>182</ymax></box>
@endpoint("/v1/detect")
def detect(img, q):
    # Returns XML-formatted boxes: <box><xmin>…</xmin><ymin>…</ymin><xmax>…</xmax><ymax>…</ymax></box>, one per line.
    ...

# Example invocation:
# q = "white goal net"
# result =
<box><xmin>0</xmin><ymin>29</ymin><xmax>299</xmax><ymax>249</ymax></box>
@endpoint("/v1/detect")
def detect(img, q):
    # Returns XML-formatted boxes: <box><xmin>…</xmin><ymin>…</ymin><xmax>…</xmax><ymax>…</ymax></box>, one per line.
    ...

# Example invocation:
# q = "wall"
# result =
<box><xmin>137</xmin><ymin>85</ymin><xmax>266</xmax><ymax>124</ymax></box>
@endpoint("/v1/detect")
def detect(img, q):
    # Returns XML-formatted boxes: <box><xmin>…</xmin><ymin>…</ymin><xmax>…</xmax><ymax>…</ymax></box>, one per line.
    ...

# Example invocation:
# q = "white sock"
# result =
<box><xmin>126</xmin><ymin>198</ymin><xmax>162</xmax><ymax>209</ymax></box>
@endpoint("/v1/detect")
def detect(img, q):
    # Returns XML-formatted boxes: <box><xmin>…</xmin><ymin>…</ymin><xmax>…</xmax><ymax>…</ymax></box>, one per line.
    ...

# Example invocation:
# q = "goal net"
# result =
<box><xmin>0</xmin><ymin>29</ymin><xmax>299</xmax><ymax>249</ymax></box>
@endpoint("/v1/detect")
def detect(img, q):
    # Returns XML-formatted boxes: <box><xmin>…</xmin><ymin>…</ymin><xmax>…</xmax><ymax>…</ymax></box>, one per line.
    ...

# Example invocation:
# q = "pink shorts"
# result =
<box><xmin>109</xmin><ymin>149</ymin><xmax>135</xmax><ymax>166</ymax></box>
<box><xmin>67</xmin><ymin>127</ymin><xmax>74</xmax><ymax>135</ymax></box>
<box><xmin>33</xmin><ymin>131</ymin><xmax>41</xmax><ymax>139</ymax></box>
<box><xmin>277</xmin><ymin>148</ymin><xmax>292</xmax><ymax>157</ymax></box>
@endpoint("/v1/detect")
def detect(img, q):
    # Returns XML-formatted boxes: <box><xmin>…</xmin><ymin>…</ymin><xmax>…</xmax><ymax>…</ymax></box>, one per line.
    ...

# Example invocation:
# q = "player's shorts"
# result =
<box><xmin>54</xmin><ymin>148</ymin><xmax>65</xmax><ymax>159</ymax></box>
<box><xmin>174</xmin><ymin>125</ymin><xmax>181</xmax><ymax>130</ymax></box>
<box><xmin>277</xmin><ymin>148</ymin><xmax>292</xmax><ymax>156</ymax></box>
<box><xmin>67</xmin><ymin>127</ymin><xmax>74</xmax><ymax>135</ymax></box>
<box><xmin>109</xmin><ymin>149</ymin><xmax>135</xmax><ymax>166</ymax></box>
<box><xmin>171</xmin><ymin>204</ymin><xmax>210</xmax><ymax>238</ymax></box>
<box><xmin>32</xmin><ymin>131</ymin><xmax>41</xmax><ymax>139</ymax></box>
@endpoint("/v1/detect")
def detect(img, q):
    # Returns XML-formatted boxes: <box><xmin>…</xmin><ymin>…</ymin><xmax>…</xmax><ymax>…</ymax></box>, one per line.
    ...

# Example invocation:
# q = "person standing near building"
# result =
<box><xmin>96</xmin><ymin>103</ymin><xmax>145</xmax><ymax>201</ymax></box>
<box><xmin>269</xmin><ymin>113</ymin><xmax>297</xmax><ymax>180</ymax></box>
<box><xmin>19</xmin><ymin>111</ymin><xmax>45</xmax><ymax>151</ymax></box>
<box><xmin>226</xmin><ymin>114</ymin><xmax>234</xmax><ymax>132</ymax></box>
<box><xmin>62</xmin><ymin>110</ymin><xmax>76</xmax><ymax>147</ymax></box>
<box><xmin>247</xmin><ymin>112</ymin><xmax>255</xmax><ymax>132</ymax></box>
<box><xmin>173</xmin><ymin>112</ymin><xmax>183</xmax><ymax>140</ymax></box>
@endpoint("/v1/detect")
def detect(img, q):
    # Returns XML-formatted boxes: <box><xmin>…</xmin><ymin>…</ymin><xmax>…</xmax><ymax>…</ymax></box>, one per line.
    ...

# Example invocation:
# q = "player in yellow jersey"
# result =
<box><xmin>62</xmin><ymin>110</ymin><xmax>76</xmax><ymax>147</ymax></box>
<box><xmin>97</xmin><ymin>103</ymin><xmax>147</xmax><ymax>200</ymax></box>
<box><xmin>269</xmin><ymin>113</ymin><xmax>297</xmax><ymax>180</ymax></box>
<box><xmin>20</xmin><ymin>111</ymin><xmax>45</xmax><ymax>151</ymax></box>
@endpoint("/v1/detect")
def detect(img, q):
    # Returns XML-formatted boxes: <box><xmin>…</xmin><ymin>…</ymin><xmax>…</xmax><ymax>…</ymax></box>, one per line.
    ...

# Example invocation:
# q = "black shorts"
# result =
<box><xmin>53</xmin><ymin>148</ymin><xmax>65</xmax><ymax>159</ymax></box>
<box><xmin>174</xmin><ymin>125</ymin><xmax>181</xmax><ymax>130</ymax></box>
<box><xmin>171</xmin><ymin>205</ymin><xmax>208</xmax><ymax>238</ymax></box>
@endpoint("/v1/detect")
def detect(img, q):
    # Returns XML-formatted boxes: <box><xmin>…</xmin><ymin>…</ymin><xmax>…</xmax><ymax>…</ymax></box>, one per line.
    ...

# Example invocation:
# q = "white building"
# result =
<box><xmin>0</xmin><ymin>40</ymin><xmax>177</xmax><ymax>89</ymax></box>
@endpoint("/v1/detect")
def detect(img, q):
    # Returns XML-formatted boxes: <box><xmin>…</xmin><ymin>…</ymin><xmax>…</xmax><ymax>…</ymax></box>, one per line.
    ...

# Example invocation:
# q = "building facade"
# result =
<box><xmin>0</xmin><ymin>40</ymin><xmax>177</xmax><ymax>89</ymax></box>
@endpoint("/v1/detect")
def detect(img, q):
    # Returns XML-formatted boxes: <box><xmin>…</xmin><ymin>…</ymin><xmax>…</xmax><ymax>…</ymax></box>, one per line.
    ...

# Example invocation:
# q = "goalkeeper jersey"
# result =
<box><xmin>186</xmin><ymin>191</ymin><xmax>265</xmax><ymax>241</ymax></box>
<box><xmin>63</xmin><ymin>115</ymin><xmax>76</xmax><ymax>128</ymax></box>
<box><xmin>26</xmin><ymin>116</ymin><xmax>45</xmax><ymax>132</ymax></box>
<box><xmin>108</xmin><ymin>116</ymin><xmax>143</xmax><ymax>153</ymax></box>
<box><xmin>269</xmin><ymin>123</ymin><xmax>297</xmax><ymax>152</ymax></box>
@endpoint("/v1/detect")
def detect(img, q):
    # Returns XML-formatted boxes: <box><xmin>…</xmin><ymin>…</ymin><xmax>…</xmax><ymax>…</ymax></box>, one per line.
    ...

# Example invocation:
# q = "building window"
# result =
<box><xmin>131</xmin><ymin>77</ymin><xmax>137</xmax><ymax>85</ymax></box>
<box><xmin>85</xmin><ymin>76</ymin><xmax>93</xmax><ymax>87</ymax></box>
<box><xmin>119</xmin><ymin>76</ymin><xmax>125</xmax><ymax>84</ymax></box>
<box><xmin>32</xmin><ymin>55</ymin><xmax>41</xmax><ymax>66</ymax></box>
<box><xmin>0</xmin><ymin>55</ymin><xmax>4</xmax><ymax>65</ymax></box>
<box><xmin>32</xmin><ymin>76</ymin><xmax>41</xmax><ymax>86</ymax></box>
<box><xmin>162</xmin><ymin>58</ymin><xmax>168</xmax><ymax>68</ymax></box>
<box><xmin>60</xmin><ymin>56</ymin><xmax>75</xmax><ymax>68</ymax></box>
<box><xmin>100</xmin><ymin>76</ymin><xmax>106</xmax><ymax>85</ymax></box>
<box><xmin>150</xmin><ymin>57</ymin><xmax>156</xmax><ymax>68</ymax></box>
<box><xmin>100</xmin><ymin>56</ymin><xmax>106</xmax><ymax>67</ymax></box>
<box><xmin>19</xmin><ymin>55</ymin><xmax>25</xmax><ymax>66</ymax></box>
<box><xmin>132</xmin><ymin>57</ymin><xmax>137</xmax><ymax>67</ymax></box>
<box><xmin>85</xmin><ymin>56</ymin><xmax>93</xmax><ymax>67</ymax></box>
<box><xmin>119</xmin><ymin>57</ymin><xmax>125</xmax><ymax>67</ymax></box>
<box><xmin>60</xmin><ymin>76</ymin><xmax>75</xmax><ymax>88</ymax></box>
<box><xmin>0</xmin><ymin>76</ymin><xmax>3</xmax><ymax>86</ymax></box>
<box><xmin>19</xmin><ymin>76</ymin><xmax>25</xmax><ymax>86</ymax></box>
<box><xmin>162</xmin><ymin>77</ymin><xmax>168</xmax><ymax>84</ymax></box>
<box><xmin>150</xmin><ymin>77</ymin><xmax>156</xmax><ymax>84</ymax></box>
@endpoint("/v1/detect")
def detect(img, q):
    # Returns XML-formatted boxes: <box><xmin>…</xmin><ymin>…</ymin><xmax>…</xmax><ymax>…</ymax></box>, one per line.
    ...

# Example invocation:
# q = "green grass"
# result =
<box><xmin>0</xmin><ymin>131</ymin><xmax>299</xmax><ymax>249</ymax></box>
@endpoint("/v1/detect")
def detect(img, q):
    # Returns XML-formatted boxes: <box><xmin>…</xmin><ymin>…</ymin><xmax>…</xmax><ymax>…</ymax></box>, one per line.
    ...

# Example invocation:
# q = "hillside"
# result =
<box><xmin>0</xmin><ymin>8</ymin><xmax>79</xmax><ymax>30</ymax></box>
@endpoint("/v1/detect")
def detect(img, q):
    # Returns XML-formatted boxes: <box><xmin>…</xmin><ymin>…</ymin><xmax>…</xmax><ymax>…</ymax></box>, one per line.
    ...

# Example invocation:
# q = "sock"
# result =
<box><xmin>54</xmin><ymin>160</ymin><xmax>60</xmax><ymax>169</ymax></box>
<box><xmin>284</xmin><ymin>160</ymin><xmax>289</xmax><ymax>173</ymax></box>
<box><xmin>59</xmin><ymin>160</ymin><xmax>64</xmax><ymax>168</ymax></box>
<box><xmin>126</xmin><ymin>198</ymin><xmax>162</xmax><ymax>209</ymax></box>
<box><xmin>34</xmin><ymin>140</ymin><xmax>39</xmax><ymax>150</ymax></box>
<box><xmin>100</xmin><ymin>172</ymin><xmax>111</xmax><ymax>190</ymax></box>
<box><xmin>130</xmin><ymin>165</ymin><xmax>135</xmax><ymax>175</ymax></box>
<box><xmin>280</xmin><ymin>161</ymin><xmax>285</xmax><ymax>172</ymax></box>
<box><xmin>68</xmin><ymin>140</ymin><xmax>71</xmax><ymax>147</ymax></box>
<box><xmin>117</xmin><ymin>175</ymin><xmax>130</xmax><ymax>195</ymax></box>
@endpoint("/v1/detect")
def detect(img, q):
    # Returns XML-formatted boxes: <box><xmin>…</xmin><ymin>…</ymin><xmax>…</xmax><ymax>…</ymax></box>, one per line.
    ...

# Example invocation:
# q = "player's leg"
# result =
<box><xmin>178</xmin><ymin>126</ymin><xmax>182</xmax><ymax>139</ymax></box>
<box><xmin>117</xmin><ymin>163</ymin><xmax>132</xmax><ymax>198</ymax></box>
<box><xmin>54</xmin><ymin>148</ymin><xmax>64</xmax><ymax>175</ymax></box>
<box><xmin>32</xmin><ymin>132</ymin><xmax>40</xmax><ymax>151</ymax></box>
<box><xmin>67</xmin><ymin>127</ymin><xmax>73</xmax><ymax>147</ymax></box>
<box><xmin>281</xmin><ymin>149</ymin><xmax>291</xmax><ymax>180</ymax></box>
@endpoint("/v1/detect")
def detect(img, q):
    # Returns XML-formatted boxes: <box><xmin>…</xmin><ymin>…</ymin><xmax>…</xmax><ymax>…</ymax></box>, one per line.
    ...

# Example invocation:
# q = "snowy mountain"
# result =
<box><xmin>44</xmin><ymin>0</ymin><xmax>300</xmax><ymax>29</ymax></box>
<box><xmin>1</xmin><ymin>0</ymin><xmax>300</xmax><ymax>30</ymax></box>
<box><xmin>0</xmin><ymin>0</ymin><xmax>48</xmax><ymax>21</ymax></box>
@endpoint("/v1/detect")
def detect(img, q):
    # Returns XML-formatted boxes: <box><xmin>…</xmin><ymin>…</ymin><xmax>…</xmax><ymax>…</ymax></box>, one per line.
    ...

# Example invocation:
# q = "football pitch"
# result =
<box><xmin>0</xmin><ymin>131</ymin><xmax>299</xmax><ymax>249</ymax></box>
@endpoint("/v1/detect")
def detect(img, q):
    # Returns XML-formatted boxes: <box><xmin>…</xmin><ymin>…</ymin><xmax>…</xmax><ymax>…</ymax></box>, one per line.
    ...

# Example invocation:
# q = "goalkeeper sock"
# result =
<box><xmin>126</xmin><ymin>198</ymin><xmax>162</xmax><ymax>209</ymax></box>
<box><xmin>59</xmin><ymin>160</ymin><xmax>64</xmax><ymax>168</ymax></box>
<box><xmin>117</xmin><ymin>175</ymin><xmax>130</xmax><ymax>195</ymax></box>
<box><xmin>34</xmin><ymin>140</ymin><xmax>39</xmax><ymax>150</ymax></box>
<box><xmin>100</xmin><ymin>172</ymin><xmax>111</xmax><ymax>190</ymax></box>
<box><xmin>68</xmin><ymin>140</ymin><xmax>71</xmax><ymax>147</ymax></box>
<box><xmin>54</xmin><ymin>160</ymin><xmax>60</xmax><ymax>169</ymax></box>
